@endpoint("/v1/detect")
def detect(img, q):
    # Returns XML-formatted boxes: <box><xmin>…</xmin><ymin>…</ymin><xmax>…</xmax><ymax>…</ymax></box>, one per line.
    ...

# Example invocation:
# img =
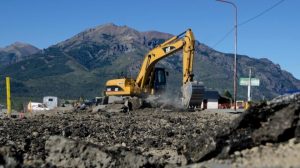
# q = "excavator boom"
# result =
<box><xmin>136</xmin><ymin>29</ymin><xmax>195</xmax><ymax>88</ymax></box>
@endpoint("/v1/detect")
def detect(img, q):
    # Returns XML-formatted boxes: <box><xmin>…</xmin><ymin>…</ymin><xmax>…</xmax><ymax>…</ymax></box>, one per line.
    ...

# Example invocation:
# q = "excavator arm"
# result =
<box><xmin>135</xmin><ymin>29</ymin><xmax>204</xmax><ymax>108</ymax></box>
<box><xmin>136</xmin><ymin>29</ymin><xmax>195</xmax><ymax>89</ymax></box>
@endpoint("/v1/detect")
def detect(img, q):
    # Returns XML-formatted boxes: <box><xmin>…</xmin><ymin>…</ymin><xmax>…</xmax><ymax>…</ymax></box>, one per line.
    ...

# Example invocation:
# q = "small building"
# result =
<box><xmin>43</xmin><ymin>96</ymin><xmax>58</xmax><ymax>110</ymax></box>
<box><xmin>201</xmin><ymin>91</ymin><xmax>232</xmax><ymax>109</ymax></box>
<box><xmin>202</xmin><ymin>91</ymin><xmax>220</xmax><ymax>109</ymax></box>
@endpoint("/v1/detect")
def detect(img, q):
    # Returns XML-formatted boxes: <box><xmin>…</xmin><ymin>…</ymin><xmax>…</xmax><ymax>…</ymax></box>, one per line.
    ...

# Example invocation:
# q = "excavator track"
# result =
<box><xmin>182</xmin><ymin>81</ymin><xmax>205</xmax><ymax>108</ymax></box>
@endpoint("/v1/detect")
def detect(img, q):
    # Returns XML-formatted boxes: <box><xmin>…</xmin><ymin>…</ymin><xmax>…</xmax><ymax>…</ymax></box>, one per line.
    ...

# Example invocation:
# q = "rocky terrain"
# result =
<box><xmin>0</xmin><ymin>93</ymin><xmax>299</xmax><ymax>167</ymax></box>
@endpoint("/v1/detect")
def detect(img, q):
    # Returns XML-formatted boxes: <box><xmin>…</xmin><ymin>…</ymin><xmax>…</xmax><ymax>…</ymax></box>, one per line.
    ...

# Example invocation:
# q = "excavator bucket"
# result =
<box><xmin>182</xmin><ymin>81</ymin><xmax>205</xmax><ymax>108</ymax></box>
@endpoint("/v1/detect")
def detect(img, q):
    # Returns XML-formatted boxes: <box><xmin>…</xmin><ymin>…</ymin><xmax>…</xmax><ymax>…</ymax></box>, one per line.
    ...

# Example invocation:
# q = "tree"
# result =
<box><xmin>223</xmin><ymin>90</ymin><xmax>233</xmax><ymax>100</ymax></box>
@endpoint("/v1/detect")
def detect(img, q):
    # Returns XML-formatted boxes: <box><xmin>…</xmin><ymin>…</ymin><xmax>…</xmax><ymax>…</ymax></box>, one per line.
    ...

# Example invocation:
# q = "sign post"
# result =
<box><xmin>248</xmin><ymin>68</ymin><xmax>252</xmax><ymax>101</ymax></box>
<box><xmin>239</xmin><ymin>69</ymin><xmax>260</xmax><ymax>102</ymax></box>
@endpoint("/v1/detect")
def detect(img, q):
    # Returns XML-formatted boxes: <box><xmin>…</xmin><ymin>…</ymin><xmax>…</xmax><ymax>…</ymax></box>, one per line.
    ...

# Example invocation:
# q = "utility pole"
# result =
<box><xmin>247</xmin><ymin>68</ymin><xmax>252</xmax><ymax>102</ymax></box>
<box><xmin>216</xmin><ymin>0</ymin><xmax>238</xmax><ymax>110</ymax></box>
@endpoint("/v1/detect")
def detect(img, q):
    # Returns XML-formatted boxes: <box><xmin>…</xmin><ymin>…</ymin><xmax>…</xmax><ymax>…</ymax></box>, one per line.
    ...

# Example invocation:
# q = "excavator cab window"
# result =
<box><xmin>154</xmin><ymin>68</ymin><xmax>167</xmax><ymax>93</ymax></box>
<box><xmin>155</xmin><ymin>68</ymin><xmax>166</xmax><ymax>84</ymax></box>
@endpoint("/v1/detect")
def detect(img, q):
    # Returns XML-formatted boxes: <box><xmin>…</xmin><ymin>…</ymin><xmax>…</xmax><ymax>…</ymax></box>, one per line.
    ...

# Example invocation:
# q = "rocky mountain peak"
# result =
<box><xmin>0</xmin><ymin>42</ymin><xmax>40</xmax><ymax>57</ymax></box>
<box><xmin>92</xmin><ymin>23</ymin><xmax>137</xmax><ymax>35</ymax></box>
<box><xmin>57</xmin><ymin>23</ymin><xmax>147</xmax><ymax>51</ymax></box>
<box><xmin>0</xmin><ymin>42</ymin><xmax>40</xmax><ymax>66</ymax></box>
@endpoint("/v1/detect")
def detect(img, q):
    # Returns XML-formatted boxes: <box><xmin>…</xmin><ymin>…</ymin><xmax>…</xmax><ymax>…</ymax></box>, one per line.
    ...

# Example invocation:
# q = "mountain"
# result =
<box><xmin>55</xmin><ymin>23</ymin><xmax>173</xmax><ymax>70</ymax></box>
<box><xmin>0</xmin><ymin>23</ymin><xmax>299</xmax><ymax>104</ymax></box>
<box><xmin>0</xmin><ymin>42</ymin><xmax>40</xmax><ymax>66</ymax></box>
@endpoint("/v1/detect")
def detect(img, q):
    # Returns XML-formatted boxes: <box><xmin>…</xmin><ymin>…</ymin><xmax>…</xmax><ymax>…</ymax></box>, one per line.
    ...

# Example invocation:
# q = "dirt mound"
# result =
<box><xmin>235</xmin><ymin>93</ymin><xmax>300</xmax><ymax>144</ymax></box>
<box><xmin>194</xmin><ymin>93</ymin><xmax>300</xmax><ymax>162</ymax></box>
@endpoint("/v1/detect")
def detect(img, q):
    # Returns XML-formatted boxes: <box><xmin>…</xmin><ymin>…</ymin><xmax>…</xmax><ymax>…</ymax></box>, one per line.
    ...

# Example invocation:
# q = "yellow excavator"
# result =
<box><xmin>104</xmin><ymin>29</ymin><xmax>204</xmax><ymax>109</ymax></box>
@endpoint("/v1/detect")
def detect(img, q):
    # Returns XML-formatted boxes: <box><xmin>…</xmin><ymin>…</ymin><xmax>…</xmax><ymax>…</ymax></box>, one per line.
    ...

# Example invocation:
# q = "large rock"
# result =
<box><xmin>0</xmin><ymin>146</ymin><xmax>23</xmax><ymax>168</ymax></box>
<box><xmin>45</xmin><ymin>136</ymin><xmax>113</xmax><ymax>167</ymax></box>
<box><xmin>184</xmin><ymin>135</ymin><xmax>216</xmax><ymax>163</ymax></box>
<box><xmin>45</xmin><ymin>136</ymin><xmax>186</xmax><ymax>167</ymax></box>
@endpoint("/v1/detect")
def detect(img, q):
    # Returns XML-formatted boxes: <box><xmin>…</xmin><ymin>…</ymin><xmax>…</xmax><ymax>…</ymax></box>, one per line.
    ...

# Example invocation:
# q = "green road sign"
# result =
<box><xmin>239</xmin><ymin>78</ymin><xmax>260</xmax><ymax>86</ymax></box>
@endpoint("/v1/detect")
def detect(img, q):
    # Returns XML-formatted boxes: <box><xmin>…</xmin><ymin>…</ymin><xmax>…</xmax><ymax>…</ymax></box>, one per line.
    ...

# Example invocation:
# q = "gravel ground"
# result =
<box><xmin>0</xmin><ymin>108</ymin><xmax>238</xmax><ymax>167</ymax></box>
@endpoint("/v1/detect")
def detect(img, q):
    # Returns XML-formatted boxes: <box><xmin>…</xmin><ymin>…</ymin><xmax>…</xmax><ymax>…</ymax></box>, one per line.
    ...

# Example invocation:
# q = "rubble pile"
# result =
<box><xmin>227</xmin><ymin>93</ymin><xmax>300</xmax><ymax>151</ymax></box>
<box><xmin>192</xmin><ymin>93</ymin><xmax>300</xmax><ymax>161</ymax></box>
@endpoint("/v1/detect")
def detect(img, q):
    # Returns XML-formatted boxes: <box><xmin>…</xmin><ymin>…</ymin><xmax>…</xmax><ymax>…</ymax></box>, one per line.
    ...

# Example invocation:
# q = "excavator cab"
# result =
<box><xmin>153</xmin><ymin>67</ymin><xmax>167</xmax><ymax>94</ymax></box>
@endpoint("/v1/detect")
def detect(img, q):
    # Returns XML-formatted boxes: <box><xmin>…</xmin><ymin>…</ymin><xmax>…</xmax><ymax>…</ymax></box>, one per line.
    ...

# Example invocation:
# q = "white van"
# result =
<box><xmin>27</xmin><ymin>102</ymin><xmax>50</xmax><ymax>112</ymax></box>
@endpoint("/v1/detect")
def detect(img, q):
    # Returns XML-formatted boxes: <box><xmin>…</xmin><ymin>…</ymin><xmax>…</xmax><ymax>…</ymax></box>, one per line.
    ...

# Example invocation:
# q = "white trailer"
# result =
<box><xmin>43</xmin><ymin>96</ymin><xmax>58</xmax><ymax>110</ymax></box>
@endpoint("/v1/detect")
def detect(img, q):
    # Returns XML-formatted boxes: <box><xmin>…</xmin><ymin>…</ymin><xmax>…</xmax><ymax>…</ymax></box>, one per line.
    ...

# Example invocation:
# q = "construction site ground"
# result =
<box><xmin>0</xmin><ymin>93</ymin><xmax>300</xmax><ymax>167</ymax></box>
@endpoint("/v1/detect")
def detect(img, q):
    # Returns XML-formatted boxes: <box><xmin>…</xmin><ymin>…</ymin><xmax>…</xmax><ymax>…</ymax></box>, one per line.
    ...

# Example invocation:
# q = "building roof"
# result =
<box><xmin>43</xmin><ymin>96</ymin><xmax>58</xmax><ymax>98</ymax></box>
<box><xmin>204</xmin><ymin>91</ymin><xmax>220</xmax><ymax>99</ymax></box>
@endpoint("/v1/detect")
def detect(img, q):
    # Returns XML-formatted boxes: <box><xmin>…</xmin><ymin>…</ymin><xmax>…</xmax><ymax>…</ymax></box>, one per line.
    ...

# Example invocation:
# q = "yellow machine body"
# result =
<box><xmin>105</xmin><ymin>78</ymin><xmax>139</xmax><ymax>96</ymax></box>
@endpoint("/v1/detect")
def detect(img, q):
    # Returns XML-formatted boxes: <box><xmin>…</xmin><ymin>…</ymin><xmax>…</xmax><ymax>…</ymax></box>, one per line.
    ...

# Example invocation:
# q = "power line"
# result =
<box><xmin>212</xmin><ymin>0</ymin><xmax>286</xmax><ymax>48</ymax></box>
<box><xmin>239</xmin><ymin>0</ymin><xmax>286</xmax><ymax>26</ymax></box>
<box><xmin>212</xmin><ymin>28</ymin><xmax>234</xmax><ymax>48</ymax></box>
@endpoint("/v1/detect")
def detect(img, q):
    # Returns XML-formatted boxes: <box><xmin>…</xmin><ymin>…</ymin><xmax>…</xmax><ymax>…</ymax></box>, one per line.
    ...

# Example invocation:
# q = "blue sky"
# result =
<box><xmin>0</xmin><ymin>0</ymin><xmax>299</xmax><ymax>79</ymax></box>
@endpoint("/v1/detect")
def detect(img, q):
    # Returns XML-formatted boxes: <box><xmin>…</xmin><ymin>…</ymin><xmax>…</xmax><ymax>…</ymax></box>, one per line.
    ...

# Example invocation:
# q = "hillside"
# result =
<box><xmin>0</xmin><ymin>42</ymin><xmax>40</xmax><ymax>66</ymax></box>
<box><xmin>0</xmin><ymin>23</ymin><xmax>299</xmax><ymax>104</ymax></box>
